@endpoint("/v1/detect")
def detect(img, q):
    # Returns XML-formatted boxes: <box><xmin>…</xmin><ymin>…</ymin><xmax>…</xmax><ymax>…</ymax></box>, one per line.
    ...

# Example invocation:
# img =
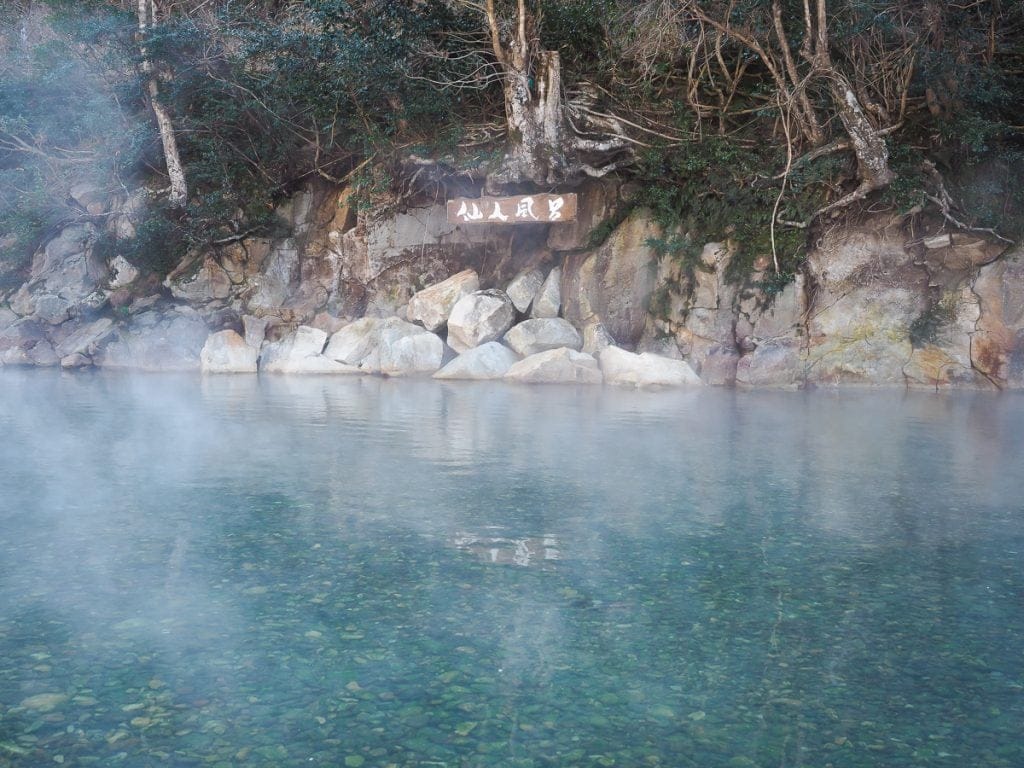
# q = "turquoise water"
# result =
<box><xmin>1</xmin><ymin>371</ymin><xmax>1022</xmax><ymax>768</ymax></box>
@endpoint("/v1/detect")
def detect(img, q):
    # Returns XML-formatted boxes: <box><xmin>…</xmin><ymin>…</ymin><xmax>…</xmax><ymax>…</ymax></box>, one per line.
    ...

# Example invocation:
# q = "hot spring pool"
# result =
<box><xmin>1</xmin><ymin>370</ymin><xmax>1022</xmax><ymax>767</ymax></box>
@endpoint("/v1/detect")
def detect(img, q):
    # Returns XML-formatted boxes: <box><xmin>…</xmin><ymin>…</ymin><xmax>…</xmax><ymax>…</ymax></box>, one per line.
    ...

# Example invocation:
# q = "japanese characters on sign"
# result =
<box><xmin>446</xmin><ymin>193</ymin><xmax>577</xmax><ymax>225</ymax></box>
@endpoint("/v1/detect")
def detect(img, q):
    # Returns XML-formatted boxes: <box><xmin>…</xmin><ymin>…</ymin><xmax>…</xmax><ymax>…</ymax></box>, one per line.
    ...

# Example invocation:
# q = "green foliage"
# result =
<box><xmin>629</xmin><ymin>137</ymin><xmax>807</xmax><ymax>290</ymax></box>
<box><xmin>2</xmin><ymin>0</ymin><xmax>1021</xmax><ymax>286</ymax></box>
<box><xmin>540</xmin><ymin>0</ymin><xmax>614</xmax><ymax>68</ymax></box>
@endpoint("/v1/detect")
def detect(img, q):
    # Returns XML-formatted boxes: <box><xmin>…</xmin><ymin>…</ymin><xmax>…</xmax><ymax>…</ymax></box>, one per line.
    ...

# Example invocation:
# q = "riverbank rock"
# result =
<box><xmin>971</xmin><ymin>246</ymin><xmax>1024</xmax><ymax>388</ymax></box>
<box><xmin>434</xmin><ymin>342</ymin><xmax>519</xmax><ymax>380</ymax></box>
<box><xmin>94</xmin><ymin>310</ymin><xmax>209</xmax><ymax>371</ymax></box>
<box><xmin>201</xmin><ymin>330</ymin><xmax>259</xmax><ymax>373</ymax></box>
<box><xmin>407</xmin><ymin>269</ymin><xmax>479</xmax><ymax>331</ymax></box>
<box><xmin>562</xmin><ymin>211</ymin><xmax>659</xmax><ymax>346</ymax></box>
<box><xmin>504</xmin><ymin>318</ymin><xmax>582</xmax><ymax>357</ymax></box>
<box><xmin>446</xmin><ymin>290</ymin><xmax>515</xmax><ymax>353</ymax></box>
<box><xmin>505</xmin><ymin>348</ymin><xmax>602</xmax><ymax>384</ymax></box>
<box><xmin>505</xmin><ymin>269</ymin><xmax>544</xmax><ymax>314</ymax></box>
<box><xmin>325</xmin><ymin>318</ymin><xmax>383</xmax><ymax>365</ymax></box>
<box><xmin>599</xmin><ymin>346</ymin><xmax>701</xmax><ymax>388</ymax></box>
<box><xmin>531</xmin><ymin>267</ymin><xmax>561</xmax><ymax>318</ymax></box>
<box><xmin>375</xmin><ymin>320</ymin><xmax>445</xmax><ymax>376</ymax></box>
<box><xmin>52</xmin><ymin>317</ymin><xmax>115</xmax><ymax>365</ymax></box>
<box><xmin>0</xmin><ymin>318</ymin><xmax>58</xmax><ymax>366</ymax></box>
<box><xmin>325</xmin><ymin>317</ymin><xmax>444</xmax><ymax>375</ymax></box>
<box><xmin>736</xmin><ymin>340</ymin><xmax>805</xmax><ymax>388</ymax></box>
<box><xmin>260</xmin><ymin>325</ymin><xmax>356</xmax><ymax>373</ymax></box>
<box><xmin>8</xmin><ymin>223</ymin><xmax>107</xmax><ymax>325</ymax></box>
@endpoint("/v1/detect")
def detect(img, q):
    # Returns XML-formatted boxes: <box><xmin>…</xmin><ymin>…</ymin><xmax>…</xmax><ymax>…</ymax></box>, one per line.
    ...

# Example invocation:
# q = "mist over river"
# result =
<box><xmin>1</xmin><ymin>370</ymin><xmax>1022</xmax><ymax>767</ymax></box>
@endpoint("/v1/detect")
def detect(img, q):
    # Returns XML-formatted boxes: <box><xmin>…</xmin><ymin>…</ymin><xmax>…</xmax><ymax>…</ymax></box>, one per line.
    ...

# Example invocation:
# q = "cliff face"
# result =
<box><xmin>0</xmin><ymin>180</ymin><xmax>1020</xmax><ymax>389</ymax></box>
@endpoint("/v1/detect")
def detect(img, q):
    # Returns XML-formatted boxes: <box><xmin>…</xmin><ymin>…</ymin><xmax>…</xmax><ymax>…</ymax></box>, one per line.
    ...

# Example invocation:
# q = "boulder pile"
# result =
<box><xmin>200</xmin><ymin>266</ymin><xmax>701</xmax><ymax>388</ymax></box>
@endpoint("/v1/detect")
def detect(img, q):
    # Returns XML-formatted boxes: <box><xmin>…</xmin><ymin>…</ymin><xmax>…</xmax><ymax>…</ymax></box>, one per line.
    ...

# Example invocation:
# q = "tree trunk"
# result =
<box><xmin>137</xmin><ymin>0</ymin><xmax>187</xmax><ymax>208</ymax></box>
<box><xmin>497</xmin><ymin>50</ymin><xmax>565</xmax><ymax>188</ymax></box>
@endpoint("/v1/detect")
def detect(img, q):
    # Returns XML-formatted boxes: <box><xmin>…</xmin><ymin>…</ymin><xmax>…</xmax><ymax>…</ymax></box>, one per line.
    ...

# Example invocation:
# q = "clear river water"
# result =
<box><xmin>1</xmin><ymin>370</ymin><xmax>1022</xmax><ymax>768</ymax></box>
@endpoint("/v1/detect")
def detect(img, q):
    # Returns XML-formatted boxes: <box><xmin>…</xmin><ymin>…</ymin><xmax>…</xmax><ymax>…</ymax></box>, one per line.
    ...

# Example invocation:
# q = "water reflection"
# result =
<box><xmin>0</xmin><ymin>369</ymin><xmax>1022</xmax><ymax>767</ymax></box>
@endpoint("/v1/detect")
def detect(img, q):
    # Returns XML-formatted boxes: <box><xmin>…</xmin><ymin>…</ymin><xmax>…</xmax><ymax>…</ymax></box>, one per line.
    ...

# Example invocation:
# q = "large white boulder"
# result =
<box><xmin>598</xmin><ymin>345</ymin><xmax>702</xmax><ymax>388</ymax></box>
<box><xmin>505</xmin><ymin>347</ymin><xmax>602</xmax><ymax>384</ymax></box>
<box><xmin>503</xmin><ymin>318</ymin><xmax>582</xmax><ymax>357</ymax></box>
<box><xmin>434</xmin><ymin>342</ymin><xmax>519</xmax><ymax>380</ymax></box>
<box><xmin>325</xmin><ymin>317</ymin><xmax>443</xmax><ymax>375</ymax></box>
<box><xmin>446</xmin><ymin>290</ymin><xmax>516</xmax><ymax>353</ymax></box>
<box><xmin>505</xmin><ymin>269</ymin><xmax>545</xmax><ymax>314</ymax></box>
<box><xmin>376</xmin><ymin>319</ymin><xmax>445</xmax><ymax>376</ymax></box>
<box><xmin>324</xmin><ymin>317</ymin><xmax>383</xmax><ymax>365</ymax></box>
<box><xmin>260</xmin><ymin>325</ymin><xmax>357</xmax><ymax>373</ymax></box>
<box><xmin>407</xmin><ymin>269</ymin><xmax>479</xmax><ymax>331</ymax></box>
<box><xmin>201</xmin><ymin>329</ymin><xmax>258</xmax><ymax>373</ymax></box>
<box><xmin>531</xmin><ymin>267</ymin><xmax>561</xmax><ymax>318</ymax></box>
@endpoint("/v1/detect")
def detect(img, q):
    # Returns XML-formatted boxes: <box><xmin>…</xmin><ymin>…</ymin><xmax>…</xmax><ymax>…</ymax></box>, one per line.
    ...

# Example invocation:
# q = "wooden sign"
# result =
<box><xmin>447</xmin><ymin>193</ymin><xmax>577</xmax><ymax>225</ymax></box>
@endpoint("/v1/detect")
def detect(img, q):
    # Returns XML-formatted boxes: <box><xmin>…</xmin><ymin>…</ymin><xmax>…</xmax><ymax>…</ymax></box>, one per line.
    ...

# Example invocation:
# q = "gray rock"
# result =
<box><xmin>407</xmin><ymin>269</ymin><xmax>479</xmax><ymax>331</ymax></box>
<box><xmin>94</xmin><ymin>311</ymin><xmax>210</xmax><ymax>371</ymax></box>
<box><xmin>53</xmin><ymin>317</ymin><xmax>114</xmax><ymax>360</ymax></box>
<box><xmin>10</xmin><ymin>224</ymin><xmax>106</xmax><ymax>323</ymax></box>
<box><xmin>505</xmin><ymin>269</ymin><xmax>544</xmax><ymax>314</ymax></box>
<box><xmin>562</xmin><ymin>211</ymin><xmax>659</xmax><ymax>345</ymax></box>
<box><xmin>31</xmin><ymin>294</ymin><xmax>72</xmax><ymax>325</ymax></box>
<box><xmin>598</xmin><ymin>346</ymin><xmax>702</xmax><ymax>388</ymax></box>
<box><xmin>0</xmin><ymin>318</ymin><xmax>57</xmax><ymax>366</ymax></box>
<box><xmin>201</xmin><ymin>330</ymin><xmax>259</xmax><ymax>373</ymax></box>
<box><xmin>531</xmin><ymin>267</ymin><xmax>561</xmax><ymax>318</ymax></box>
<box><xmin>242</xmin><ymin>314</ymin><xmax>269</xmax><ymax>349</ymax></box>
<box><xmin>168</xmin><ymin>257</ymin><xmax>231</xmax><ymax>302</ymax></box>
<box><xmin>698</xmin><ymin>345</ymin><xmax>741</xmax><ymax>386</ymax></box>
<box><xmin>248</xmin><ymin>239</ymin><xmax>300</xmax><ymax>310</ymax></box>
<box><xmin>324</xmin><ymin>318</ymin><xmax>384</xmax><ymax>365</ymax></box>
<box><xmin>581</xmin><ymin>322</ymin><xmax>614</xmax><ymax>355</ymax></box>
<box><xmin>260</xmin><ymin>325</ymin><xmax>356</xmax><ymax>373</ymax></box>
<box><xmin>446</xmin><ymin>290</ymin><xmax>516</xmax><ymax>353</ymax></box>
<box><xmin>504</xmin><ymin>318</ymin><xmax>582</xmax><ymax>357</ymax></box>
<box><xmin>434</xmin><ymin>342</ymin><xmax>520</xmax><ymax>380</ymax></box>
<box><xmin>505</xmin><ymin>347</ymin><xmax>602</xmax><ymax>384</ymax></box>
<box><xmin>0</xmin><ymin>307</ymin><xmax>16</xmax><ymax>333</ymax></box>
<box><xmin>736</xmin><ymin>340</ymin><xmax>805</xmax><ymax>388</ymax></box>
<box><xmin>376</xmin><ymin>319</ymin><xmax>445</xmax><ymax>376</ymax></box>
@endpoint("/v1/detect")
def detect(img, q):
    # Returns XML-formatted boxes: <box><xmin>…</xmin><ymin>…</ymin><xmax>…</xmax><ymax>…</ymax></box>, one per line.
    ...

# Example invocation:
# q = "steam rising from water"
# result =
<box><xmin>1</xmin><ymin>371</ymin><xmax>1022</xmax><ymax>765</ymax></box>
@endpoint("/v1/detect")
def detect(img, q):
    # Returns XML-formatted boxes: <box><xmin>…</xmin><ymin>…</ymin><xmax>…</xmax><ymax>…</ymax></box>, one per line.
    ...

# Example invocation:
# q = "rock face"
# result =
<box><xmin>260</xmin><ymin>325</ymin><xmax>356</xmax><ymax>373</ymax></box>
<box><xmin>505</xmin><ymin>348</ymin><xmax>603</xmax><ymax>384</ymax></box>
<box><xmin>599</xmin><ymin>346</ymin><xmax>701</xmax><ymax>388</ymax></box>
<box><xmin>406</xmin><ymin>269</ymin><xmax>480</xmax><ymax>331</ymax></box>
<box><xmin>505</xmin><ymin>269</ymin><xmax>545</xmax><ymax>314</ymax></box>
<box><xmin>52</xmin><ymin>318</ymin><xmax>115</xmax><ymax>366</ymax></box>
<box><xmin>8</xmin><ymin>224</ymin><xmax>107</xmax><ymax>325</ymax></box>
<box><xmin>434</xmin><ymin>342</ymin><xmax>519</xmax><ymax>380</ymax></box>
<box><xmin>168</xmin><ymin>257</ymin><xmax>232</xmax><ymax>303</ymax></box>
<box><xmin>971</xmin><ymin>247</ymin><xmax>1024</xmax><ymax>388</ymax></box>
<box><xmin>0</xmin><ymin>319</ymin><xmax>58</xmax><ymax>366</ymax></box>
<box><xmin>446</xmin><ymin>290</ymin><xmax>516</xmax><ymax>353</ymax></box>
<box><xmin>93</xmin><ymin>310</ymin><xmax>209</xmax><ymax>371</ymax></box>
<box><xmin>4</xmin><ymin>179</ymin><xmax>1022</xmax><ymax>389</ymax></box>
<box><xmin>504</xmin><ymin>318</ymin><xmax>582</xmax><ymax>357</ymax></box>
<box><xmin>562</xmin><ymin>211</ymin><xmax>659</xmax><ymax>346</ymax></box>
<box><xmin>201</xmin><ymin>330</ymin><xmax>259</xmax><ymax>373</ymax></box>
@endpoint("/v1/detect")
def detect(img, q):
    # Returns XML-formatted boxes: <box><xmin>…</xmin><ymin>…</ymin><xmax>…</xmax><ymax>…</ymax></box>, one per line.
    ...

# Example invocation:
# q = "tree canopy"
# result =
<box><xmin>1</xmin><ymin>0</ymin><xmax>1021</xmax><ymax>283</ymax></box>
